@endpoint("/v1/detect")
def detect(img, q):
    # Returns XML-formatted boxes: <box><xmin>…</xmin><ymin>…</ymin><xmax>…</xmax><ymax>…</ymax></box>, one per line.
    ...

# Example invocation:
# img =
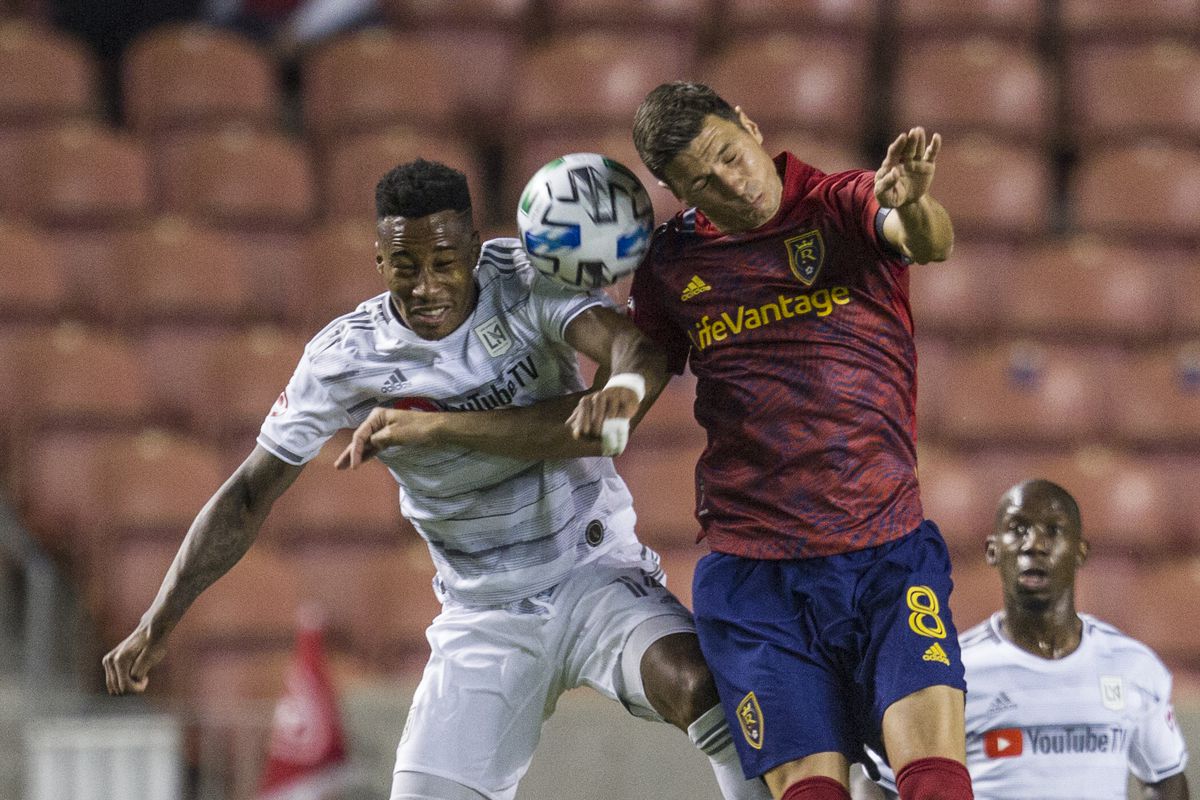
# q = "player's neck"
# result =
<box><xmin>999</xmin><ymin>604</ymin><xmax>1083</xmax><ymax>660</ymax></box>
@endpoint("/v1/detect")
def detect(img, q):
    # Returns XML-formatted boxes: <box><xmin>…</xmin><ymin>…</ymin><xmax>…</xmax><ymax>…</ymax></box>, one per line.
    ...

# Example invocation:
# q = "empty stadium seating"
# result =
<box><xmin>891</xmin><ymin>37</ymin><xmax>1052</xmax><ymax>142</ymax></box>
<box><xmin>0</xmin><ymin>19</ymin><xmax>97</xmax><ymax>125</ymax></box>
<box><xmin>895</xmin><ymin>0</ymin><xmax>1042</xmax><ymax>38</ymax></box>
<box><xmin>1060</xmin><ymin>0</ymin><xmax>1200</xmax><ymax>41</ymax></box>
<box><xmin>1108</xmin><ymin>342</ymin><xmax>1200</xmax><ymax>446</ymax></box>
<box><xmin>1071</xmin><ymin>142</ymin><xmax>1200</xmax><ymax>242</ymax></box>
<box><xmin>703</xmin><ymin>32</ymin><xmax>870</xmax><ymax>139</ymax></box>
<box><xmin>121</xmin><ymin>24</ymin><xmax>281</xmax><ymax>135</ymax></box>
<box><xmin>721</xmin><ymin>0</ymin><xmax>876</xmax><ymax>35</ymax></box>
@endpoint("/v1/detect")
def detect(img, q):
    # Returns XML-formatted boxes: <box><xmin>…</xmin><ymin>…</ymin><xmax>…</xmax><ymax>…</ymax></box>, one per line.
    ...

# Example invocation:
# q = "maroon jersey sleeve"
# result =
<box><xmin>812</xmin><ymin>169</ymin><xmax>902</xmax><ymax>264</ymax></box>
<box><xmin>630</xmin><ymin>239</ymin><xmax>691</xmax><ymax>375</ymax></box>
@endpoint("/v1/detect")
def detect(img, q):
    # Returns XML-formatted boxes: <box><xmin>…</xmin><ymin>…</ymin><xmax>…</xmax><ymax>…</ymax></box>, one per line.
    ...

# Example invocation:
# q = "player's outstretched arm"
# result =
<box><xmin>334</xmin><ymin>307</ymin><xmax>669</xmax><ymax>468</ymax></box>
<box><xmin>1138</xmin><ymin>773</ymin><xmax>1190</xmax><ymax>800</ymax></box>
<box><xmin>877</xmin><ymin>126</ymin><xmax>954</xmax><ymax>264</ymax></box>
<box><xmin>101</xmin><ymin>446</ymin><xmax>303</xmax><ymax>695</ymax></box>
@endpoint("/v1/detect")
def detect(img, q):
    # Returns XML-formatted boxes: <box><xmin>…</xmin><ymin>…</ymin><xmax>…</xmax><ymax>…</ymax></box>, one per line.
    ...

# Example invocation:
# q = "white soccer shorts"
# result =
<box><xmin>391</xmin><ymin>540</ymin><xmax>696</xmax><ymax>800</ymax></box>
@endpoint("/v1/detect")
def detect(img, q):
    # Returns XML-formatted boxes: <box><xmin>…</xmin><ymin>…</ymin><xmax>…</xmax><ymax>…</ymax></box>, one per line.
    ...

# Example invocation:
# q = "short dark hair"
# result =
<box><xmin>633</xmin><ymin>82</ymin><xmax>740</xmax><ymax>179</ymax></box>
<box><xmin>375</xmin><ymin>159</ymin><xmax>472</xmax><ymax>219</ymax></box>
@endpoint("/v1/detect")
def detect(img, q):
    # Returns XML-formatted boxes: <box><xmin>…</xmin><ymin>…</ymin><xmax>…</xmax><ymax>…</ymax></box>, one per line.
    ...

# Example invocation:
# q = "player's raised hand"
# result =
<box><xmin>335</xmin><ymin>407</ymin><xmax>438</xmax><ymax>469</ymax></box>
<box><xmin>875</xmin><ymin>127</ymin><xmax>941</xmax><ymax>208</ymax></box>
<box><xmin>102</xmin><ymin>623</ymin><xmax>168</xmax><ymax>695</ymax></box>
<box><xmin>567</xmin><ymin>384</ymin><xmax>641</xmax><ymax>457</ymax></box>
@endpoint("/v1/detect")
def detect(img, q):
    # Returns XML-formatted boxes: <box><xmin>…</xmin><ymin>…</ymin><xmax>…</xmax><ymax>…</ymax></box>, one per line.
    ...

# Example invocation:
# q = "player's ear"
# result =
<box><xmin>735</xmin><ymin>106</ymin><xmax>764</xmax><ymax>145</ymax></box>
<box><xmin>375</xmin><ymin>242</ymin><xmax>385</xmax><ymax>275</ymax></box>
<box><xmin>984</xmin><ymin>535</ymin><xmax>999</xmax><ymax>566</ymax></box>
<box><xmin>1075</xmin><ymin>537</ymin><xmax>1089</xmax><ymax>568</ymax></box>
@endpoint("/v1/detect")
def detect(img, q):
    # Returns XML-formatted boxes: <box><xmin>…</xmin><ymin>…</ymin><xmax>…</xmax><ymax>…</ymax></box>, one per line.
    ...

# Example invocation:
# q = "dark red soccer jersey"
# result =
<box><xmin>630</xmin><ymin>152</ymin><xmax>924</xmax><ymax>559</ymax></box>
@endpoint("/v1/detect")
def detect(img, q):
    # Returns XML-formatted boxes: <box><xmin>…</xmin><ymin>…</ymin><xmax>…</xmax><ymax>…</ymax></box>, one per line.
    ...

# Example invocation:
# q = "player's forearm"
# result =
<box><xmin>428</xmin><ymin>392</ymin><xmax>608</xmax><ymax>460</ymax></box>
<box><xmin>892</xmin><ymin>195</ymin><xmax>954</xmax><ymax>263</ymax></box>
<box><xmin>606</xmin><ymin>324</ymin><xmax>670</xmax><ymax>421</ymax></box>
<box><xmin>141</xmin><ymin>475</ymin><xmax>267</xmax><ymax>637</ymax></box>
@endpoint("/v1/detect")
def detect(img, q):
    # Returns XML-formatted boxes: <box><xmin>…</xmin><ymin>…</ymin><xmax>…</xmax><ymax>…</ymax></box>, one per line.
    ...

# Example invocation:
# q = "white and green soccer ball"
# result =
<box><xmin>517</xmin><ymin>152</ymin><xmax>655</xmax><ymax>290</ymax></box>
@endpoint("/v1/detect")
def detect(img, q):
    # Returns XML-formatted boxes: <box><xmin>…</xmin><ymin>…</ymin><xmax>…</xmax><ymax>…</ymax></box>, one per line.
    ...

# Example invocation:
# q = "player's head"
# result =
<box><xmin>986</xmin><ymin>479</ymin><xmax>1088</xmax><ymax>615</ymax></box>
<box><xmin>374</xmin><ymin>159</ymin><xmax>481</xmax><ymax>340</ymax></box>
<box><xmin>633</xmin><ymin>81</ymin><xmax>782</xmax><ymax>233</ymax></box>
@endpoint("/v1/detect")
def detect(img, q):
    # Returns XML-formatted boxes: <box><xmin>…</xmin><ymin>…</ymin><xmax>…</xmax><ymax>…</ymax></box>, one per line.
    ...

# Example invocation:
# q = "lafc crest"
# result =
<box><xmin>785</xmin><ymin>229</ymin><xmax>825</xmax><ymax>286</ymax></box>
<box><xmin>736</xmin><ymin>691</ymin><xmax>764</xmax><ymax>750</ymax></box>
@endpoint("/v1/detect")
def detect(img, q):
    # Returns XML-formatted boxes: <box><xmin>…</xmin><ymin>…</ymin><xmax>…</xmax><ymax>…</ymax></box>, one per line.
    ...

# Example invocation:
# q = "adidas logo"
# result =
<box><xmin>681</xmin><ymin>275</ymin><xmax>712</xmax><ymax>301</ymax></box>
<box><xmin>922</xmin><ymin>642</ymin><xmax>950</xmax><ymax>666</ymax></box>
<box><xmin>986</xmin><ymin>691</ymin><xmax>1017</xmax><ymax>716</ymax></box>
<box><xmin>381</xmin><ymin>368</ymin><xmax>407</xmax><ymax>394</ymax></box>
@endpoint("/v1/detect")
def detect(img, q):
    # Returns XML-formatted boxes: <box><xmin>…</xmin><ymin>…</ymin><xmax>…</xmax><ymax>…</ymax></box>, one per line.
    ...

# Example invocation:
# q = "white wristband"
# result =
<box><xmin>603</xmin><ymin>372</ymin><xmax>646</xmax><ymax>403</ymax></box>
<box><xmin>600</xmin><ymin>418</ymin><xmax>630</xmax><ymax>457</ymax></box>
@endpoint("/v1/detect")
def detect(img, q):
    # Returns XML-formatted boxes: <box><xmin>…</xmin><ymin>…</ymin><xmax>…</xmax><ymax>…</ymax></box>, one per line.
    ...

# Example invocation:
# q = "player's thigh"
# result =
<box><xmin>880</xmin><ymin>684</ymin><xmax>966</xmax><ymax>770</ymax></box>
<box><xmin>691</xmin><ymin>552</ymin><xmax>859</xmax><ymax>777</ymax></box>
<box><xmin>565</xmin><ymin>553</ymin><xmax>695</xmax><ymax>722</ymax></box>
<box><xmin>392</xmin><ymin>770</ymin><xmax>490</xmax><ymax>800</ymax></box>
<box><xmin>395</xmin><ymin>603</ymin><xmax>557</xmax><ymax>800</ymax></box>
<box><xmin>859</xmin><ymin>522</ymin><xmax>967</xmax><ymax>767</ymax></box>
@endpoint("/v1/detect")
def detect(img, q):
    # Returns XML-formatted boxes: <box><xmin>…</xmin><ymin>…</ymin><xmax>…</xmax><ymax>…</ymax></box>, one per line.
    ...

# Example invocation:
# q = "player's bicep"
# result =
<box><xmin>229</xmin><ymin>445</ymin><xmax>306</xmax><ymax>515</ymax></box>
<box><xmin>563</xmin><ymin>305</ymin><xmax>630</xmax><ymax>370</ymax></box>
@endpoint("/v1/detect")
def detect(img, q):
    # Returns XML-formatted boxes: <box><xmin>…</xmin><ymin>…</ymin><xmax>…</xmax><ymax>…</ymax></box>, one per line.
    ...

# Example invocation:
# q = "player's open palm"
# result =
<box><xmin>103</xmin><ymin>623</ymin><xmax>168</xmax><ymax>695</ymax></box>
<box><xmin>875</xmin><ymin>127</ymin><xmax>941</xmax><ymax>208</ymax></box>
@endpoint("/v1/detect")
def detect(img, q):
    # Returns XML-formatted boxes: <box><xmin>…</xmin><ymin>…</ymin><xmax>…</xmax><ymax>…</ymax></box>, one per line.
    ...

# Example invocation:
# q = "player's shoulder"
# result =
<box><xmin>1082</xmin><ymin>614</ymin><xmax>1171</xmax><ymax>673</ymax></box>
<box><xmin>301</xmin><ymin>292</ymin><xmax>392</xmax><ymax>368</ymax></box>
<box><xmin>476</xmin><ymin>236</ymin><xmax>546</xmax><ymax>295</ymax></box>
<box><xmin>959</xmin><ymin>612</ymin><xmax>1005</xmax><ymax>655</ymax></box>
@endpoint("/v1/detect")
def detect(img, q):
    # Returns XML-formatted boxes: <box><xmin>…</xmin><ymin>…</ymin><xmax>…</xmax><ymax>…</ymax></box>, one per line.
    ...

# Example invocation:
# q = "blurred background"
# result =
<box><xmin>0</xmin><ymin>0</ymin><xmax>1198</xmax><ymax>797</ymax></box>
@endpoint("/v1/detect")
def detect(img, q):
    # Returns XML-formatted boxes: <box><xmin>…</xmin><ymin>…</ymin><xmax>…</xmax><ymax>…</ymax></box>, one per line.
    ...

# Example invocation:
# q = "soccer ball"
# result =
<box><xmin>517</xmin><ymin>152</ymin><xmax>655</xmax><ymax>290</ymax></box>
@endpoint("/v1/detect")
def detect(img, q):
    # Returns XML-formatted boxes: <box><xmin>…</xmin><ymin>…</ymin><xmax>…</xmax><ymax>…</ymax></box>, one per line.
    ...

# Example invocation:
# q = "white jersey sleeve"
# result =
<box><xmin>1127</xmin><ymin>658</ymin><xmax>1188</xmax><ymax>783</ymax></box>
<box><xmin>257</xmin><ymin>332</ymin><xmax>356</xmax><ymax>465</ymax></box>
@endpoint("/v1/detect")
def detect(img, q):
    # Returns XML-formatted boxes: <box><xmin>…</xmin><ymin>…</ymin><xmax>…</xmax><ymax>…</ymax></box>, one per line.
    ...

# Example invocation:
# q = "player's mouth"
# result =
<box><xmin>1016</xmin><ymin>568</ymin><xmax>1050</xmax><ymax>590</ymax></box>
<box><xmin>409</xmin><ymin>305</ymin><xmax>451</xmax><ymax>325</ymax></box>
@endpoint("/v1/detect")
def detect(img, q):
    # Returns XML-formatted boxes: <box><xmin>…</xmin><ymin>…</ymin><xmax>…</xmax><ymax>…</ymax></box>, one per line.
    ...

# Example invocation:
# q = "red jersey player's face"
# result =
<box><xmin>375</xmin><ymin>209</ymin><xmax>481</xmax><ymax>340</ymax></box>
<box><xmin>660</xmin><ymin>110</ymin><xmax>784</xmax><ymax>234</ymax></box>
<box><xmin>986</xmin><ymin>482</ymin><xmax>1088</xmax><ymax>613</ymax></box>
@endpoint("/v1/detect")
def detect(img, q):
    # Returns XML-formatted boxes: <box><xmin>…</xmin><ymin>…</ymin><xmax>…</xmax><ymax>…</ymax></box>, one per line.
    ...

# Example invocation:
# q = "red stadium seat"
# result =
<box><xmin>1109</xmin><ymin>342</ymin><xmax>1200</xmax><ymax>447</ymax></box>
<box><xmin>381</xmin><ymin>0</ymin><xmax>532</xmax><ymax>30</ymax></box>
<box><xmin>999</xmin><ymin>238</ymin><xmax>1173</xmax><ymax>342</ymax></box>
<box><xmin>946</xmin><ymin>560</ymin><xmax>999</xmax><ymax>632</ymax></box>
<box><xmin>916</xmin><ymin>446</ymin><xmax>1008</xmax><ymax>555</ymax></box>
<box><xmin>703</xmin><ymin>32</ymin><xmax>870</xmax><ymax>139</ymax></box>
<box><xmin>1020</xmin><ymin>447</ymin><xmax>1185</xmax><ymax>554</ymax></box>
<box><xmin>503</xmin><ymin>128</ymin><xmax>683</xmax><ymax>227</ymax></box>
<box><xmin>895</xmin><ymin>0</ymin><xmax>1042</xmax><ymax>37</ymax></box>
<box><xmin>320</xmin><ymin>129</ymin><xmax>487</xmax><ymax>223</ymax></box>
<box><xmin>297</xmin><ymin>220</ymin><xmax>387</xmax><ymax>327</ymax></box>
<box><xmin>930</xmin><ymin>136</ymin><xmax>1053</xmax><ymax>239</ymax></box>
<box><xmin>0</xmin><ymin>220</ymin><xmax>69</xmax><ymax>322</ymax></box>
<box><xmin>1061</xmin><ymin>0</ymin><xmax>1200</xmax><ymax>41</ymax></box>
<box><xmin>937</xmin><ymin>341</ymin><xmax>1110</xmax><ymax>445</ymax></box>
<box><xmin>892</xmin><ymin>37</ymin><xmax>1052</xmax><ymax>142</ymax></box>
<box><xmin>512</xmin><ymin>32</ymin><xmax>694</xmax><ymax>135</ymax></box>
<box><xmin>286</xmin><ymin>542</ymin><xmax>440</xmax><ymax>666</ymax></box>
<box><xmin>768</xmin><ymin>131</ymin><xmax>866</xmax><ymax>174</ymax></box>
<box><xmin>1074</xmin><ymin>555</ymin><xmax>1142</xmax><ymax>633</ymax></box>
<box><xmin>154</xmin><ymin>128</ymin><xmax>317</xmax><ymax>229</ymax></box>
<box><xmin>1171</xmin><ymin>252</ymin><xmax>1200</xmax><ymax>336</ymax></box>
<box><xmin>1071</xmin><ymin>142</ymin><xmax>1200</xmax><ymax>242</ymax></box>
<box><xmin>0</xmin><ymin>20</ymin><xmax>97</xmax><ymax>125</ymax></box>
<box><xmin>121</xmin><ymin>24</ymin><xmax>280</xmax><ymax>135</ymax></box>
<box><xmin>908</xmin><ymin>240</ymin><xmax>1016</xmax><ymax>337</ymax></box>
<box><xmin>613</xmin><ymin>441</ymin><xmax>705</xmax><ymax>552</ymax></box>
<box><xmin>265</xmin><ymin>430</ymin><xmax>409</xmax><ymax>547</ymax></box>
<box><xmin>302</xmin><ymin>29</ymin><xmax>492</xmax><ymax>140</ymax></box>
<box><xmin>1131</xmin><ymin>559</ymin><xmax>1200</xmax><ymax>664</ymax></box>
<box><xmin>722</xmin><ymin>0</ymin><xmax>876</xmax><ymax>35</ymax></box>
<box><xmin>4</xmin><ymin>323</ymin><xmax>153</xmax><ymax>432</ymax></box>
<box><xmin>1066</xmin><ymin>40</ymin><xmax>1200</xmax><ymax>144</ymax></box>
<box><xmin>544</xmin><ymin>0</ymin><xmax>711</xmax><ymax>41</ymax></box>
<box><xmin>108</xmin><ymin>217</ymin><xmax>255</xmax><ymax>326</ymax></box>
<box><xmin>914</xmin><ymin>334</ymin><xmax>952</xmax><ymax>439</ymax></box>
<box><xmin>19</xmin><ymin>124</ymin><xmax>152</xmax><ymax>226</ymax></box>
<box><xmin>91</xmin><ymin>429</ymin><xmax>229</xmax><ymax>546</ymax></box>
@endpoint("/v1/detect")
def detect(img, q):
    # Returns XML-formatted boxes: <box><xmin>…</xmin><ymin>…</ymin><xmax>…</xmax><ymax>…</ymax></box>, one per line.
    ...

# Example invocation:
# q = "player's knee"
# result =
<box><xmin>659</xmin><ymin>657</ymin><xmax>721</xmax><ymax>728</ymax></box>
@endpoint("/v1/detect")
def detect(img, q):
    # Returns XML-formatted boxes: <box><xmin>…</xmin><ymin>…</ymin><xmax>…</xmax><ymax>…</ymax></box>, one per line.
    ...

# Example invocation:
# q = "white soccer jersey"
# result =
<box><xmin>258</xmin><ymin>238</ymin><xmax>640</xmax><ymax>605</ymax></box>
<box><xmin>869</xmin><ymin>612</ymin><xmax>1188</xmax><ymax>799</ymax></box>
